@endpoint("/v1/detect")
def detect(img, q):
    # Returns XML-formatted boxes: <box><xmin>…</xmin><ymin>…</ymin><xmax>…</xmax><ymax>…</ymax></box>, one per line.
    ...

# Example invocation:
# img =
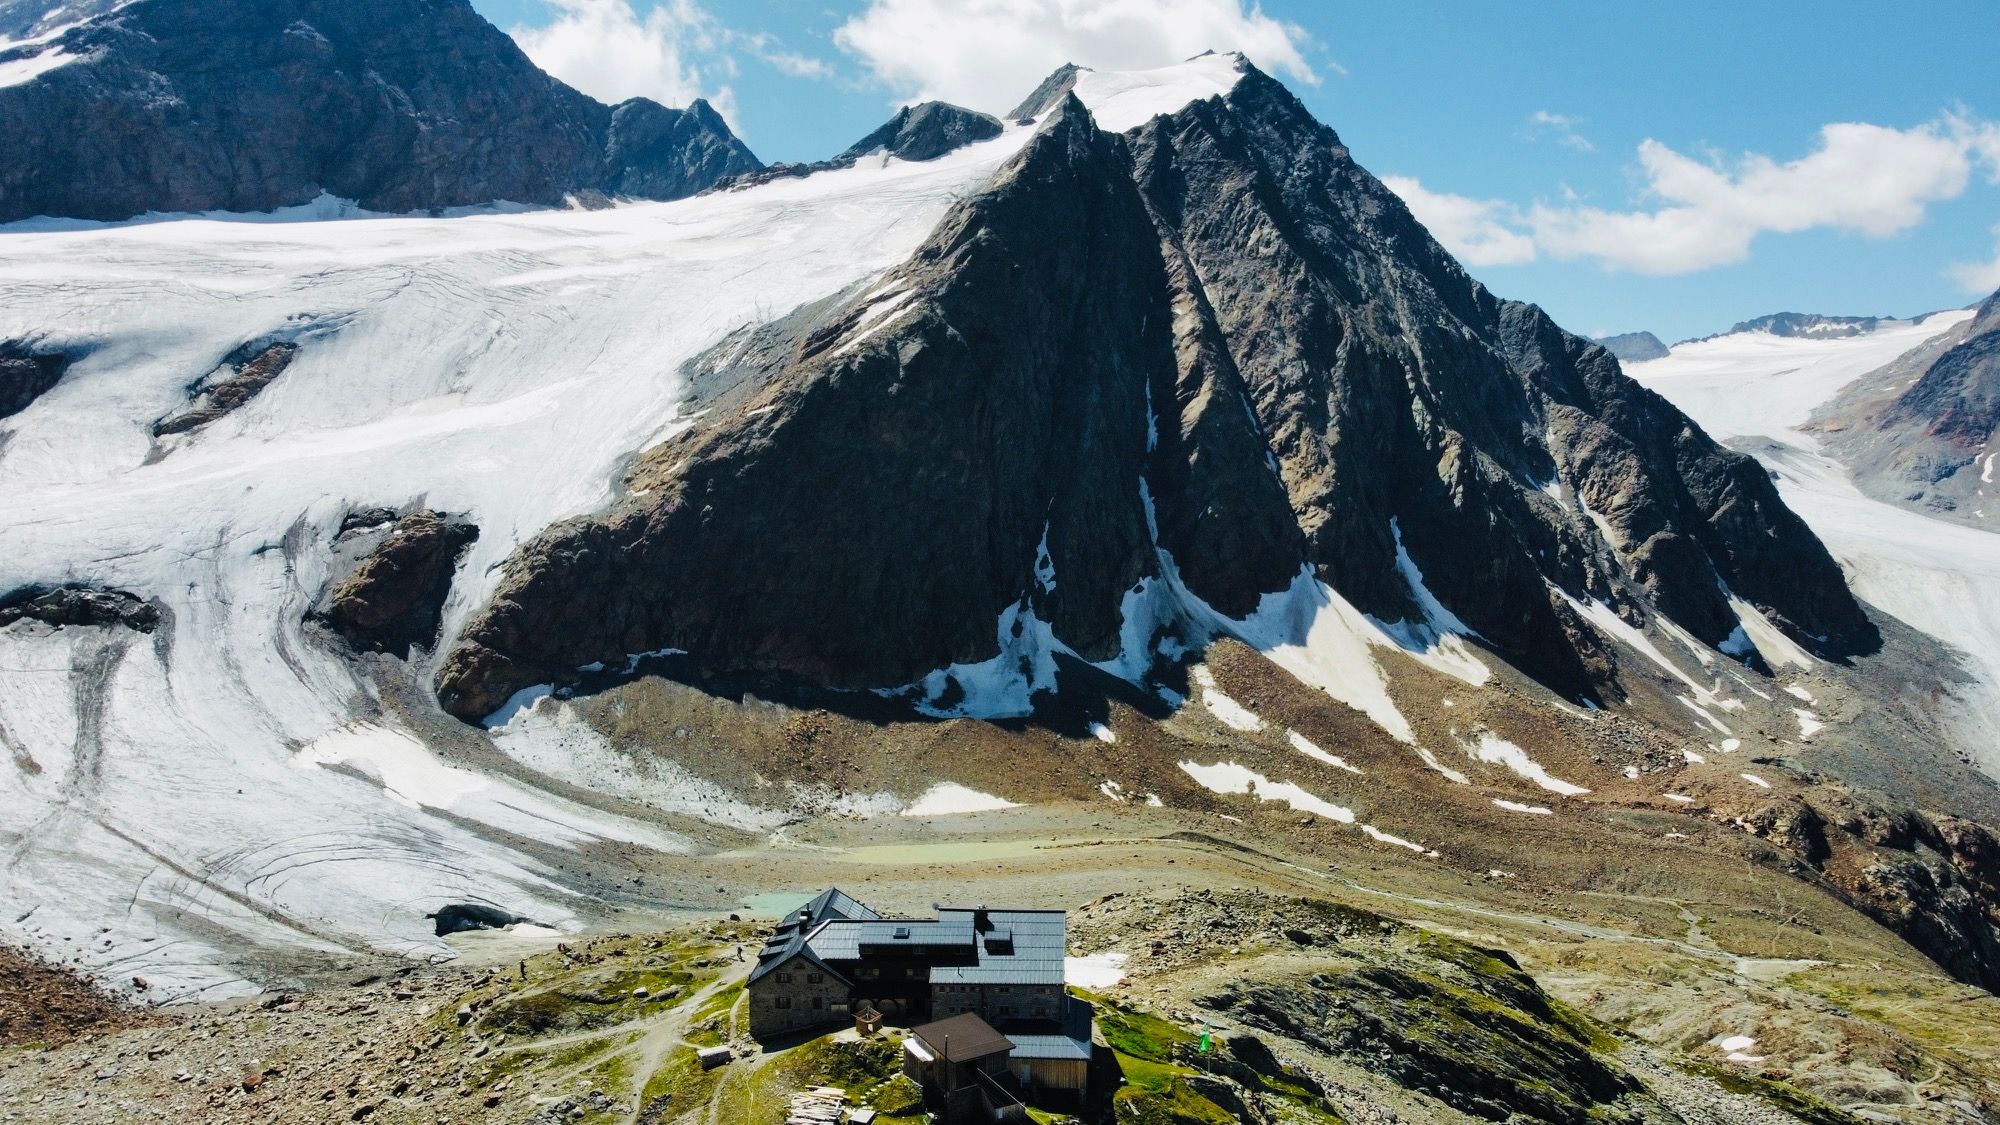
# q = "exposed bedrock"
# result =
<box><xmin>314</xmin><ymin>509</ymin><xmax>478</xmax><ymax>657</ymax></box>
<box><xmin>0</xmin><ymin>585</ymin><xmax>161</xmax><ymax>632</ymax></box>
<box><xmin>0</xmin><ymin>342</ymin><xmax>71</xmax><ymax>419</ymax></box>
<box><xmin>436</xmin><ymin>64</ymin><xmax>1875</xmax><ymax>724</ymax></box>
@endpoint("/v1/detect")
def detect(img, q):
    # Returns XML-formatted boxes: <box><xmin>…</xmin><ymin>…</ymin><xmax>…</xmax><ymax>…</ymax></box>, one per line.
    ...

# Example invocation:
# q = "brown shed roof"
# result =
<box><xmin>909</xmin><ymin>1012</ymin><xmax>1014</xmax><ymax>1063</ymax></box>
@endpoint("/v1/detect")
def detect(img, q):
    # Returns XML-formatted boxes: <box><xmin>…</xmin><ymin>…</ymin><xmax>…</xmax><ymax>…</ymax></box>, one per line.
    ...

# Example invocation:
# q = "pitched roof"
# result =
<box><xmin>926</xmin><ymin>907</ymin><xmax>1066</xmax><ymax>985</ymax></box>
<box><xmin>748</xmin><ymin>886</ymin><xmax>879</xmax><ymax>985</ymax></box>
<box><xmin>910</xmin><ymin>1012</ymin><xmax>1015</xmax><ymax>1063</ymax></box>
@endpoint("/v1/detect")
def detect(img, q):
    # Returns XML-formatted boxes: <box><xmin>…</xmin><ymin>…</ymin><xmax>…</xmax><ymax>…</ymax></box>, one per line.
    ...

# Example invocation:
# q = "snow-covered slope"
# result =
<box><xmin>0</xmin><ymin>128</ymin><xmax>1035</xmax><ymax>998</ymax></box>
<box><xmin>1629</xmin><ymin>311</ymin><xmax>2000</xmax><ymax>776</ymax></box>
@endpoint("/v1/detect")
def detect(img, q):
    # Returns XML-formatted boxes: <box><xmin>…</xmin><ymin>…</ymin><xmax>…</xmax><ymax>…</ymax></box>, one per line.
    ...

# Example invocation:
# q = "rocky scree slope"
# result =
<box><xmin>436</xmin><ymin>62</ymin><xmax>1873</xmax><ymax>726</ymax></box>
<box><xmin>1818</xmin><ymin>288</ymin><xmax>2000</xmax><ymax>527</ymax></box>
<box><xmin>0</xmin><ymin>0</ymin><xmax>760</xmax><ymax>222</ymax></box>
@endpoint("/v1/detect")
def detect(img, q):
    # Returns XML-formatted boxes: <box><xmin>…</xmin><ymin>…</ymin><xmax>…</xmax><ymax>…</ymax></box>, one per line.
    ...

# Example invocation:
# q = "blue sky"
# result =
<box><xmin>475</xmin><ymin>0</ymin><xmax>2000</xmax><ymax>342</ymax></box>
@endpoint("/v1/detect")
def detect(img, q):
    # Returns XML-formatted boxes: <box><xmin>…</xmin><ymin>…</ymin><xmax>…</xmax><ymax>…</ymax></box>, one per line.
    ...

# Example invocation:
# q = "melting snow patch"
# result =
<box><xmin>1286</xmin><ymin>729</ymin><xmax>1362</xmax><ymax>774</ymax></box>
<box><xmin>1683</xmin><ymin>748</ymin><xmax>1707</xmax><ymax>763</ymax></box>
<box><xmin>1088</xmin><ymin>721</ymin><xmax>1117</xmax><ymax>744</ymax></box>
<box><xmin>1417</xmin><ymin>747</ymin><xmax>1471</xmax><ymax>785</ymax></box>
<box><xmin>483</xmin><ymin>684</ymin><xmax>554</xmax><ymax>728</ymax></box>
<box><xmin>1493</xmin><ymin>799</ymin><xmax>1554</xmax><ymax>816</ymax></box>
<box><xmin>1793</xmin><ymin>709</ymin><xmax>1824</xmax><ymax>739</ymax></box>
<box><xmin>1740</xmin><ymin>773</ymin><xmax>1772</xmax><ymax>789</ymax></box>
<box><xmin>293</xmin><ymin>723</ymin><xmax>685</xmax><ymax>850</ymax></box>
<box><xmin>1463</xmin><ymin>732</ymin><xmax>1590</xmax><ymax>795</ymax></box>
<box><xmin>1099</xmin><ymin>780</ymin><xmax>1126</xmax><ymax>802</ymax></box>
<box><xmin>1065</xmin><ymin>951</ymin><xmax>1129</xmax><ymax>989</ymax></box>
<box><xmin>1622</xmin><ymin>764</ymin><xmax>1641</xmax><ymax>780</ymax></box>
<box><xmin>1361</xmin><ymin>825</ymin><xmax>1433</xmax><ymax>855</ymax></box>
<box><xmin>1720</xmin><ymin>738</ymin><xmax>1742</xmax><ymax>753</ymax></box>
<box><xmin>0</xmin><ymin>46</ymin><xmax>86</xmax><ymax>89</ymax></box>
<box><xmin>1665</xmin><ymin>793</ymin><xmax>1696</xmax><ymax>804</ymax></box>
<box><xmin>1726</xmin><ymin>594</ymin><xmax>1817</xmax><ymax>670</ymax></box>
<box><xmin>1178</xmin><ymin>760</ymin><xmax>1355</xmax><ymax>823</ymax></box>
<box><xmin>1371</xmin><ymin>519</ymin><xmax>1493</xmax><ymax>686</ymax></box>
<box><xmin>1784</xmin><ymin>683</ymin><xmax>1816</xmax><ymax>704</ymax></box>
<box><xmin>1191</xmin><ymin>665</ymin><xmax>1263</xmax><ymax>732</ymax></box>
<box><xmin>902</xmin><ymin>783</ymin><xmax>1020</xmax><ymax>816</ymax></box>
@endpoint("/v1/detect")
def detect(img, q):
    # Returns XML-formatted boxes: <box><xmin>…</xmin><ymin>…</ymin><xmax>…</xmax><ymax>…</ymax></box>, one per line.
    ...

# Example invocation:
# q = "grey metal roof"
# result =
<box><xmin>747</xmin><ymin>886</ymin><xmax>880</xmax><ymax>985</ymax></box>
<box><xmin>1002</xmin><ymin>996</ymin><xmax>1094</xmax><ymax>1060</ymax></box>
<box><xmin>751</xmin><ymin>892</ymin><xmax>1071</xmax><ymax>989</ymax></box>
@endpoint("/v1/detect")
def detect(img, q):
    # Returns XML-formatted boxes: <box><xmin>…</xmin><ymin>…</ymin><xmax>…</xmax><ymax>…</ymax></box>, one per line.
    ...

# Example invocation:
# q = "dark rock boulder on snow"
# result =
<box><xmin>838</xmin><ymin>101</ymin><xmax>1002</xmax><ymax>163</ymax></box>
<box><xmin>153</xmin><ymin>341</ymin><xmax>297</xmax><ymax>436</ymax></box>
<box><xmin>426</xmin><ymin>903</ymin><xmax>530</xmax><ymax>937</ymax></box>
<box><xmin>0</xmin><ymin>0</ymin><xmax>760</xmax><ymax>222</ymax></box>
<box><xmin>0</xmin><ymin>342</ymin><xmax>70</xmax><ymax>418</ymax></box>
<box><xmin>315</xmin><ymin>510</ymin><xmax>477</xmax><ymax>657</ymax></box>
<box><xmin>0</xmin><ymin>585</ymin><xmax>160</xmax><ymax>632</ymax></box>
<box><xmin>1590</xmin><ymin>331</ymin><xmax>1668</xmax><ymax>363</ymax></box>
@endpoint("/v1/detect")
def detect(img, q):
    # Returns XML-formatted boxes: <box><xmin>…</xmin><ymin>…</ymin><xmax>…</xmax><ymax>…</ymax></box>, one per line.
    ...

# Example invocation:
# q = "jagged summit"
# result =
<box><xmin>0</xmin><ymin>0</ymin><xmax>760</xmax><ymax>222</ymax></box>
<box><xmin>839</xmin><ymin>101</ymin><xmax>1003</xmax><ymax>163</ymax></box>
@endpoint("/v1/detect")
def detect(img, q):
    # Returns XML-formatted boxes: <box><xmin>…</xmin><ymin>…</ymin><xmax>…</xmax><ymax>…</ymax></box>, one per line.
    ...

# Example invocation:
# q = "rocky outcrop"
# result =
<box><xmin>1202</xmin><ymin>942</ymin><xmax>1658</xmax><ymax>1124</ymax></box>
<box><xmin>837</xmin><ymin>101</ymin><xmax>1002</xmax><ymax>163</ymax></box>
<box><xmin>600</xmin><ymin>98</ymin><xmax>759</xmax><ymax>201</ymax></box>
<box><xmin>314</xmin><ymin>509</ymin><xmax>477</xmax><ymax>656</ymax></box>
<box><xmin>436</xmin><ymin>61</ymin><xmax>1876</xmax><ymax>723</ymax></box>
<box><xmin>0</xmin><ymin>585</ymin><xmax>160</xmax><ymax>632</ymax></box>
<box><xmin>1742</xmin><ymin>786</ymin><xmax>2000</xmax><ymax>992</ymax></box>
<box><xmin>0</xmin><ymin>342</ymin><xmax>69</xmax><ymax>418</ymax></box>
<box><xmin>1592</xmin><ymin>331</ymin><xmax>1668</xmax><ymax>363</ymax></box>
<box><xmin>1817</xmin><ymin>289</ymin><xmax>2000</xmax><ymax>528</ymax></box>
<box><xmin>0</xmin><ymin>0</ymin><xmax>760</xmax><ymax>223</ymax></box>
<box><xmin>153</xmin><ymin>341</ymin><xmax>296</xmax><ymax>436</ymax></box>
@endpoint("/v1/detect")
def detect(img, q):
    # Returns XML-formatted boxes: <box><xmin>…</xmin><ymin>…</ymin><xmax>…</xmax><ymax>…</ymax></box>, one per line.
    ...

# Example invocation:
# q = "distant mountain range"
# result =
<box><xmin>0</xmin><ymin>0</ymin><xmax>760</xmax><ymax>222</ymax></box>
<box><xmin>1589</xmin><ymin>331</ymin><xmax>1668</xmax><ymax>363</ymax></box>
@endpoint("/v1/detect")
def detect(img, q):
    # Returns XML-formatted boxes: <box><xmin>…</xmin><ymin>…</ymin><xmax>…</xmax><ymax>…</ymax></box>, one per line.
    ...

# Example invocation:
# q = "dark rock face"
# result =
<box><xmin>838</xmin><ymin>101</ymin><xmax>1002</xmax><ymax>163</ymax></box>
<box><xmin>1817</xmin><ymin>290</ymin><xmax>2000</xmax><ymax>527</ymax></box>
<box><xmin>0</xmin><ymin>0</ymin><xmax>760</xmax><ymax>223</ymax></box>
<box><xmin>0</xmin><ymin>342</ymin><xmax>70</xmax><ymax>418</ymax></box>
<box><xmin>153</xmin><ymin>341</ymin><xmax>296</xmax><ymax>436</ymax></box>
<box><xmin>315</xmin><ymin>510</ymin><xmax>478</xmax><ymax>657</ymax></box>
<box><xmin>0</xmin><ymin>585</ymin><xmax>160</xmax><ymax>632</ymax></box>
<box><xmin>436</xmin><ymin>64</ymin><xmax>1875</xmax><ymax>723</ymax></box>
<box><xmin>1591</xmin><ymin>331</ymin><xmax>1668</xmax><ymax>363</ymax></box>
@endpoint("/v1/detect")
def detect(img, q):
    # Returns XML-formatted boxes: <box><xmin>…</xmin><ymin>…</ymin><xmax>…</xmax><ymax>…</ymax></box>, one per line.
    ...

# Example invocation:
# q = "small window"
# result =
<box><xmin>807</xmin><ymin>972</ymin><xmax>822</xmax><ymax>984</ymax></box>
<box><xmin>777</xmin><ymin>972</ymin><xmax>792</xmax><ymax>983</ymax></box>
<box><xmin>812</xmin><ymin>996</ymin><xmax>823</xmax><ymax>1010</ymax></box>
<box><xmin>776</xmin><ymin>997</ymin><xmax>792</xmax><ymax>1009</ymax></box>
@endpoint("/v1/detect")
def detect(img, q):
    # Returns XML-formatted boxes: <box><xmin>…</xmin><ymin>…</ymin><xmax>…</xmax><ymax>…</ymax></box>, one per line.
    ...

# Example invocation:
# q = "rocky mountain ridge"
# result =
<box><xmin>0</xmin><ymin>0</ymin><xmax>760</xmax><ymax>222</ymax></box>
<box><xmin>437</xmin><ymin>60</ymin><xmax>1875</xmax><ymax>733</ymax></box>
<box><xmin>1813</xmin><ymin>289</ymin><xmax>2000</xmax><ymax>528</ymax></box>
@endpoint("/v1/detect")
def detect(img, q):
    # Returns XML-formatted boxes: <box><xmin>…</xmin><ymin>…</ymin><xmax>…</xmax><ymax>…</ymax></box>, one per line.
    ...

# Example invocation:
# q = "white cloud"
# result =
<box><xmin>832</xmin><ymin>0</ymin><xmax>1317</xmax><ymax>114</ymax></box>
<box><xmin>1527</xmin><ymin>110</ymin><xmax>1593</xmax><ymax>152</ymax></box>
<box><xmin>511</xmin><ymin>0</ymin><xmax>735</xmax><ymax>117</ymax></box>
<box><xmin>1532</xmin><ymin>117</ymin><xmax>1996</xmax><ymax>274</ymax></box>
<box><xmin>1381</xmin><ymin>176</ymin><xmax>1536</xmax><ymax>267</ymax></box>
<box><xmin>1951</xmin><ymin>224</ymin><xmax>2000</xmax><ymax>294</ymax></box>
<box><xmin>1388</xmin><ymin>114</ymin><xmax>2000</xmax><ymax>277</ymax></box>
